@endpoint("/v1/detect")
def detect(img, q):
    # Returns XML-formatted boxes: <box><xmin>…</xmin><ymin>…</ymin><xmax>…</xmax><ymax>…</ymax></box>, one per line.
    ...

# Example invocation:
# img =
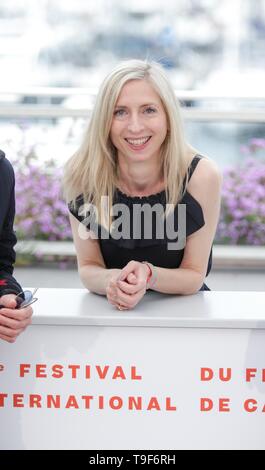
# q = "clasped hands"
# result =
<box><xmin>0</xmin><ymin>294</ymin><xmax>33</xmax><ymax>343</ymax></box>
<box><xmin>106</xmin><ymin>260</ymin><xmax>150</xmax><ymax>311</ymax></box>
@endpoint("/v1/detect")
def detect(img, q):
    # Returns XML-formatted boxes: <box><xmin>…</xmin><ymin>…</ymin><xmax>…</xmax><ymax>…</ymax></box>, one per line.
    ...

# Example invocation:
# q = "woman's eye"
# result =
<box><xmin>144</xmin><ymin>107</ymin><xmax>156</xmax><ymax>114</ymax></box>
<box><xmin>114</xmin><ymin>107</ymin><xmax>156</xmax><ymax>117</ymax></box>
<box><xmin>114</xmin><ymin>109</ymin><xmax>126</xmax><ymax>117</ymax></box>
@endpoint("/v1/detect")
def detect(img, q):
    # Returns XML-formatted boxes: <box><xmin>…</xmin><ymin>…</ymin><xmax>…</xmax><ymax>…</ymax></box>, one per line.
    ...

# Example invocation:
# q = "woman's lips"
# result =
<box><xmin>124</xmin><ymin>136</ymin><xmax>152</xmax><ymax>151</ymax></box>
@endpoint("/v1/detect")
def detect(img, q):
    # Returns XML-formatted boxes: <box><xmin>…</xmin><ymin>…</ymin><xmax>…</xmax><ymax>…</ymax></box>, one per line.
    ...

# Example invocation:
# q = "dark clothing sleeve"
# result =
<box><xmin>0</xmin><ymin>151</ymin><xmax>22</xmax><ymax>296</ymax></box>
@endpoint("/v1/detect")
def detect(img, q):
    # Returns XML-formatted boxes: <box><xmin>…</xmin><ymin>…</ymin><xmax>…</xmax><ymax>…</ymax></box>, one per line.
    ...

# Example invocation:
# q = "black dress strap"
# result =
<box><xmin>182</xmin><ymin>154</ymin><xmax>204</xmax><ymax>190</ymax></box>
<box><xmin>187</xmin><ymin>154</ymin><xmax>204</xmax><ymax>182</ymax></box>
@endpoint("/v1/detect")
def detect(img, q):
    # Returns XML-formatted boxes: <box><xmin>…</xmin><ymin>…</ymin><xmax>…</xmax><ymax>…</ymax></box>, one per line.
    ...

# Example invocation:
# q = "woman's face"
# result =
<box><xmin>110</xmin><ymin>79</ymin><xmax>168</xmax><ymax>163</ymax></box>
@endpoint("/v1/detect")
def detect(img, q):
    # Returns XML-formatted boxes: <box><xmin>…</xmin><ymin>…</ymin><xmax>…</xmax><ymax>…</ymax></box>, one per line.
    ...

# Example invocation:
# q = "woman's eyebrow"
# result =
<box><xmin>114</xmin><ymin>103</ymin><xmax>159</xmax><ymax>108</ymax></box>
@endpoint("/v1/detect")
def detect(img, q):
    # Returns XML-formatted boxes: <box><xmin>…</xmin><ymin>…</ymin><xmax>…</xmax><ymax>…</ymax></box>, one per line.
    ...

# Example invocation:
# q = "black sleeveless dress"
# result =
<box><xmin>69</xmin><ymin>155</ymin><xmax>212</xmax><ymax>291</ymax></box>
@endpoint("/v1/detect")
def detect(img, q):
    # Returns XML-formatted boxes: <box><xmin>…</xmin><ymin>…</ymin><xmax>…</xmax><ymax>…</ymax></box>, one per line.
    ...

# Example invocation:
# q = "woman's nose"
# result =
<box><xmin>127</xmin><ymin>114</ymin><xmax>145</xmax><ymax>133</ymax></box>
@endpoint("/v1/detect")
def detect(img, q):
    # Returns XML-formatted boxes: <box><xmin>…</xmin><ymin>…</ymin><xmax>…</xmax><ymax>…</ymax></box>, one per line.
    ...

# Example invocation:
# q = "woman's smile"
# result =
<box><xmin>124</xmin><ymin>136</ymin><xmax>152</xmax><ymax>151</ymax></box>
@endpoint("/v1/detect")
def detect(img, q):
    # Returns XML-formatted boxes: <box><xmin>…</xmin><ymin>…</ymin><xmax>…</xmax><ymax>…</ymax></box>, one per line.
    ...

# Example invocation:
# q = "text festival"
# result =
<box><xmin>0</xmin><ymin>364</ymin><xmax>264</xmax><ymax>412</ymax></box>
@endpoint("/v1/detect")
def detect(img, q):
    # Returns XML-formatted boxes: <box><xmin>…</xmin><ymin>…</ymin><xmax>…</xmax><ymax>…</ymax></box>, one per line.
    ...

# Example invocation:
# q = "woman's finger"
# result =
<box><xmin>115</xmin><ymin>302</ymin><xmax>129</xmax><ymax>311</ymax></box>
<box><xmin>115</xmin><ymin>287</ymin><xmax>135</xmax><ymax>306</ymax></box>
<box><xmin>127</xmin><ymin>273</ymin><xmax>137</xmax><ymax>284</ymax></box>
<box><xmin>107</xmin><ymin>287</ymin><xmax>118</xmax><ymax>303</ymax></box>
<box><xmin>118</xmin><ymin>261</ymin><xmax>138</xmax><ymax>282</ymax></box>
<box><xmin>117</xmin><ymin>279</ymin><xmax>144</xmax><ymax>295</ymax></box>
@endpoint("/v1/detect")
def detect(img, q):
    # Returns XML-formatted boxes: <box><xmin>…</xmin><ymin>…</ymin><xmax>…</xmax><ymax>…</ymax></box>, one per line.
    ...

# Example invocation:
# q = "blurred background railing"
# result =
<box><xmin>1</xmin><ymin>88</ymin><xmax>265</xmax><ymax>121</ymax></box>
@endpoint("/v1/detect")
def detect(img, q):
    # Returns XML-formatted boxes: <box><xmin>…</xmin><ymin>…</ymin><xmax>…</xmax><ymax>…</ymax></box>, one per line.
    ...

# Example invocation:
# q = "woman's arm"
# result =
<box><xmin>79</xmin><ymin>264</ymin><xmax>121</xmax><ymax>296</ymax></box>
<box><xmin>151</xmin><ymin>158</ymin><xmax>222</xmax><ymax>295</ymax></box>
<box><xmin>69</xmin><ymin>214</ymin><xmax>120</xmax><ymax>295</ymax></box>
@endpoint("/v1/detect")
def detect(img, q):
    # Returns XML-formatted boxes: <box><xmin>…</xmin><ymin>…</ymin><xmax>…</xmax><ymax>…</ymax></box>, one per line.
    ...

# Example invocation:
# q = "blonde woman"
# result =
<box><xmin>64</xmin><ymin>59</ymin><xmax>222</xmax><ymax>311</ymax></box>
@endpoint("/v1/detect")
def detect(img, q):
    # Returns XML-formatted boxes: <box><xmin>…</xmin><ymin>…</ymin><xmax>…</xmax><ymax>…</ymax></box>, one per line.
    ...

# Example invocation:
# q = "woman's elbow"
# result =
<box><xmin>184</xmin><ymin>270</ymin><xmax>205</xmax><ymax>295</ymax></box>
<box><xmin>78</xmin><ymin>264</ymin><xmax>92</xmax><ymax>290</ymax></box>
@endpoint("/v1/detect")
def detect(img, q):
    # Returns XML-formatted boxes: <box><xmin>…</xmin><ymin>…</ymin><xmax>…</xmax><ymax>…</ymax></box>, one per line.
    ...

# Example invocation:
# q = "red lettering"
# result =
<box><xmin>36</xmin><ymin>364</ymin><xmax>47</xmax><ymax>378</ymax></box>
<box><xmin>0</xmin><ymin>394</ymin><xmax>8</xmax><ymax>407</ymax></box>
<box><xmin>166</xmin><ymin>397</ymin><xmax>177</xmax><ymax>411</ymax></box>
<box><xmin>200</xmin><ymin>398</ymin><xmax>230</xmax><ymax>412</ymax></box>
<box><xmin>109</xmin><ymin>396</ymin><xmax>123</xmax><ymax>410</ymax></box>
<box><xmin>29</xmin><ymin>395</ymin><xmax>42</xmax><ymax>408</ymax></box>
<box><xmin>219</xmin><ymin>368</ymin><xmax>232</xmax><ymax>382</ymax></box>
<box><xmin>65</xmin><ymin>395</ymin><xmax>79</xmax><ymax>409</ymax></box>
<box><xmin>98</xmin><ymin>395</ymin><xmax>104</xmax><ymax>409</ymax></box>
<box><xmin>47</xmin><ymin>395</ymin><xmax>60</xmax><ymax>408</ymax></box>
<box><xmin>201</xmin><ymin>368</ymin><xmax>213</xmax><ymax>381</ymax></box>
<box><xmin>128</xmin><ymin>396</ymin><xmax>142</xmax><ymax>410</ymax></box>
<box><xmin>96</xmin><ymin>365</ymin><xmax>109</xmax><ymax>379</ymax></box>
<box><xmin>13</xmin><ymin>394</ymin><xmax>24</xmax><ymax>407</ymax></box>
<box><xmin>201</xmin><ymin>368</ymin><xmax>232</xmax><ymax>382</ymax></box>
<box><xmin>147</xmin><ymin>397</ymin><xmax>161</xmax><ymax>411</ymax></box>
<box><xmin>52</xmin><ymin>365</ymin><xmax>63</xmax><ymax>378</ymax></box>
<box><xmin>68</xmin><ymin>365</ymin><xmax>80</xmax><ymax>379</ymax></box>
<box><xmin>244</xmin><ymin>399</ymin><xmax>257</xmax><ymax>412</ymax></box>
<box><xmin>85</xmin><ymin>365</ymin><xmax>91</xmax><ymax>379</ymax></box>
<box><xmin>81</xmin><ymin>396</ymin><xmax>94</xmax><ymax>409</ymax></box>
<box><xmin>219</xmin><ymin>398</ymin><xmax>230</xmax><ymax>412</ymax></box>
<box><xmin>131</xmin><ymin>366</ymin><xmax>142</xmax><ymax>380</ymax></box>
<box><xmin>20</xmin><ymin>364</ymin><xmax>31</xmax><ymax>377</ymax></box>
<box><xmin>112</xmin><ymin>366</ymin><xmax>126</xmax><ymax>380</ymax></box>
<box><xmin>200</xmin><ymin>398</ymin><xmax>213</xmax><ymax>411</ymax></box>
<box><xmin>246</xmin><ymin>368</ymin><xmax>257</xmax><ymax>382</ymax></box>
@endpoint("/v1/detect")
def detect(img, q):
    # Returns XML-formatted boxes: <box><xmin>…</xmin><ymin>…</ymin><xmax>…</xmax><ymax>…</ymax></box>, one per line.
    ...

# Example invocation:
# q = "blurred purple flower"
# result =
<box><xmin>13</xmin><ymin>153</ymin><xmax>72</xmax><ymax>241</ymax></box>
<box><xmin>216</xmin><ymin>139</ymin><xmax>265</xmax><ymax>245</ymax></box>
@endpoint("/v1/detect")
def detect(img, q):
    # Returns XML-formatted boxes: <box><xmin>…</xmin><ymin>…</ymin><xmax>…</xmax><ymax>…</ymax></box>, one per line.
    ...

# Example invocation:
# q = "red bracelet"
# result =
<box><xmin>141</xmin><ymin>261</ymin><xmax>157</xmax><ymax>289</ymax></box>
<box><xmin>145</xmin><ymin>263</ymin><xmax>152</xmax><ymax>283</ymax></box>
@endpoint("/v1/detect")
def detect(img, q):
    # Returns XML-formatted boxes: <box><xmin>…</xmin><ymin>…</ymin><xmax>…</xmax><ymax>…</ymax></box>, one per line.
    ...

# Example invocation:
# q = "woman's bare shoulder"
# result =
<box><xmin>189</xmin><ymin>154</ymin><xmax>222</xmax><ymax>186</ymax></box>
<box><xmin>186</xmin><ymin>154</ymin><xmax>222</xmax><ymax>207</ymax></box>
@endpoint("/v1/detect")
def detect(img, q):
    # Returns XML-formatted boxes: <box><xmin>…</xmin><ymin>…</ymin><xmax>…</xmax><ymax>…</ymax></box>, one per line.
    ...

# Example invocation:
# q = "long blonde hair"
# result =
<box><xmin>63</xmin><ymin>59</ymin><xmax>192</xmax><ymax>232</ymax></box>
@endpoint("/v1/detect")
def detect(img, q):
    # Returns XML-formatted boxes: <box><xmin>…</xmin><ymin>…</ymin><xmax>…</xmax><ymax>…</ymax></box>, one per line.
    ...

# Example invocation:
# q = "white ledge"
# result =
<box><xmin>16</xmin><ymin>240</ymin><xmax>265</xmax><ymax>269</ymax></box>
<box><xmin>31</xmin><ymin>288</ymin><xmax>265</xmax><ymax>329</ymax></box>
